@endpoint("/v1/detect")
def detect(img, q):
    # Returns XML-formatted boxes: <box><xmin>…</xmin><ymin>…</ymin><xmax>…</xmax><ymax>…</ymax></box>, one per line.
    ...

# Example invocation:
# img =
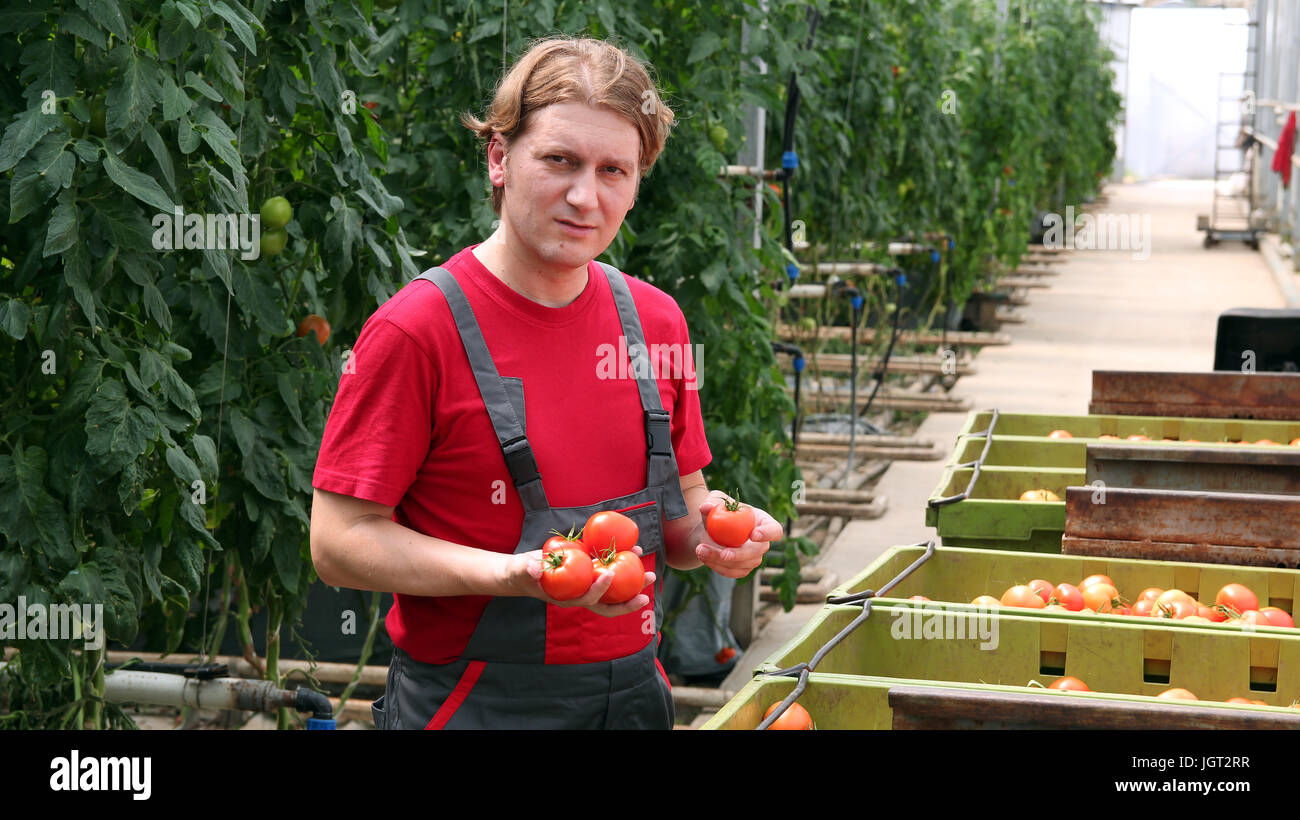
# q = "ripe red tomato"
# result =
<box><xmin>1001</xmin><ymin>585</ymin><xmax>1046</xmax><ymax>609</ymax></box>
<box><xmin>763</xmin><ymin>701</ymin><xmax>814</xmax><ymax>730</ymax></box>
<box><xmin>1027</xmin><ymin>579</ymin><xmax>1054</xmax><ymax>603</ymax></box>
<box><xmin>1156</xmin><ymin>589</ymin><xmax>1195</xmax><ymax>609</ymax></box>
<box><xmin>971</xmin><ymin>595</ymin><xmax>1000</xmax><ymax>607</ymax></box>
<box><xmin>540</xmin><ymin>546</ymin><xmax>595</xmax><ymax>601</ymax></box>
<box><xmin>1136</xmin><ymin>587</ymin><xmax>1164</xmax><ymax>603</ymax></box>
<box><xmin>1080</xmin><ymin>574</ymin><xmax>1115</xmax><ymax>589</ymax></box>
<box><xmin>1157</xmin><ymin>688</ymin><xmax>1197</xmax><ymax>700</ymax></box>
<box><xmin>1099</xmin><ymin>434</ymin><xmax>1121</xmax><ymax>440</ymax></box>
<box><xmin>1048</xmin><ymin>676</ymin><xmax>1090</xmax><ymax>692</ymax></box>
<box><xmin>542</xmin><ymin>528</ymin><xmax>584</xmax><ymax>557</ymax></box>
<box><xmin>1132</xmin><ymin>598</ymin><xmax>1156</xmax><ymax>617</ymax></box>
<box><xmin>1153</xmin><ymin>598</ymin><xmax>1197</xmax><ymax>620</ymax></box>
<box><xmin>1216</xmin><ymin>583</ymin><xmax>1260</xmax><ymax>614</ymax></box>
<box><xmin>907</xmin><ymin>595</ymin><xmax>931</xmax><ymax>602</ymax></box>
<box><xmin>1048</xmin><ymin>429</ymin><xmax>1073</xmax><ymax>439</ymax></box>
<box><xmin>582</xmin><ymin>511</ymin><xmax>639</xmax><ymax>555</ymax></box>
<box><xmin>296</xmin><ymin>314</ymin><xmax>330</xmax><ymax>345</ymax></box>
<box><xmin>706</xmin><ymin>498</ymin><xmax>756</xmax><ymax>548</ymax></box>
<box><xmin>1127</xmin><ymin>434</ymin><xmax>1151</xmax><ymax>442</ymax></box>
<box><xmin>1051</xmin><ymin>583</ymin><xmax>1085</xmax><ymax>611</ymax></box>
<box><xmin>1082</xmin><ymin>582</ymin><xmax>1120</xmax><ymax>613</ymax></box>
<box><xmin>715</xmin><ymin>646</ymin><xmax>737</xmax><ymax>664</ymax></box>
<box><xmin>1258</xmin><ymin>607</ymin><xmax>1295</xmax><ymax>628</ymax></box>
<box><xmin>591</xmin><ymin>548</ymin><xmax>646</xmax><ymax>604</ymax></box>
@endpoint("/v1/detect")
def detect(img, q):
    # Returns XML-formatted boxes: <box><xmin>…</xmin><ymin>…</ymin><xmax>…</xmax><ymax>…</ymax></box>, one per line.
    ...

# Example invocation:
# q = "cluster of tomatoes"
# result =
<box><xmin>930</xmin><ymin>575</ymin><xmax>1296</xmax><ymax>628</ymax></box>
<box><xmin>539</xmin><ymin>512</ymin><xmax>645</xmax><ymax>604</ymax></box>
<box><xmin>1041</xmin><ymin>676</ymin><xmax>1290</xmax><ymax>707</ymax></box>
<box><xmin>1048</xmin><ymin>429</ymin><xmax>1300</xmax><ymax>446</ymax></box>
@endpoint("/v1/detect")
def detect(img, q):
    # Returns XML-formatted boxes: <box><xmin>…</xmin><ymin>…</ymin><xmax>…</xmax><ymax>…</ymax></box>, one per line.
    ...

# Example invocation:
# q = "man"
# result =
<box><xmin>310</xmin><ymin>36</ymin><xmax>782</xmax><ymax>729</ymax></box>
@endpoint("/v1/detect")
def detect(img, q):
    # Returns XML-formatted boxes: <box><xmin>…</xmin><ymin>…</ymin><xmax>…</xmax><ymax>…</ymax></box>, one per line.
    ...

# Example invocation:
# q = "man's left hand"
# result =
<box><xmin>694</xmin><ymin>491</ymin><xmax>784</xmax><ymax>579</ymax></box>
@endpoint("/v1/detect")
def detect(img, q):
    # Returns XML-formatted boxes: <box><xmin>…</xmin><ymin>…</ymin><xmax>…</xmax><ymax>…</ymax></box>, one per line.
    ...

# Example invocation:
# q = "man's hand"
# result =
<box><xmin>694</xmin><ymin>491</ymin><xmax>784</xmax><ymax>579</ymax></box>
<box><xmin>502</xmin><ymin>546</ymin><xmax>654</xmax><ymax>617</ymax></box>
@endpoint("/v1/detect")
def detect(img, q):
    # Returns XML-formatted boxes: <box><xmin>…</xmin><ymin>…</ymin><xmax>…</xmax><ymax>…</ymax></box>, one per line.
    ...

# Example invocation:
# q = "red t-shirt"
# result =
<box><xmin>312</xmin><ymin>245</ymin><xmax>711</xmax><ymax>665</ymax></box>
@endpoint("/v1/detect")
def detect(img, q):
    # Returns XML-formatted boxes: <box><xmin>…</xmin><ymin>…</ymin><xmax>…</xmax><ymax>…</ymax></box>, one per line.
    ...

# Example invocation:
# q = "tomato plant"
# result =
<box><xmin>540</xmin><ymin>546</ymin><xmax>596</xmax><ymax>602</ymax></box>
<box><xmin>706</xmin><ymin>498</ymin><xmax>756</xmax><ymax>549</ymax></box>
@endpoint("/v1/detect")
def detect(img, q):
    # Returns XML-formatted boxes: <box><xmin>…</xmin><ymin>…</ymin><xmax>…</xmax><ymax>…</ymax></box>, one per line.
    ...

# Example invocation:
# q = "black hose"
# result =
<box><xmin>294</xmin><ymin>686</ymin><xmax>334</xmax><ymax>720</ymax></box>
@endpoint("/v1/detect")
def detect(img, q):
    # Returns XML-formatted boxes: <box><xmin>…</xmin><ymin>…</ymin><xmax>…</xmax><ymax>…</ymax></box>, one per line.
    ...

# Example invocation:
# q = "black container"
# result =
<box><xmin>1213</xmin><ymin>308</ymin><xmax>1300</xmax><ymax>373</ymax></box>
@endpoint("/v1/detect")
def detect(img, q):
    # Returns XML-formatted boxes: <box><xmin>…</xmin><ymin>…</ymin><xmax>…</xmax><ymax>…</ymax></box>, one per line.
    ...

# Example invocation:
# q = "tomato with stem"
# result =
<box><xmin>1216</xmin><ymin>583</ymin><xmax>1260</xmax><ymax>614</ymax></box>
<box><xmin>1082</xmin><ymin>582</ymin><xmax>1121</xmax><ymax>614</ymax></box>
<box><xmin>540</xmin><ymin>546</ymin><xmax>595</xmax><ymax>601</ymax></box>
<box><xmin>1051</xmin><ymin>583</ymin><xmax>1085</xmax><ymax>611</ymax></box>
<box><xmin>706</xmin><ymin>496</ymin><xmax>756</xmax><ymax>548</ymax></box>
<box><xmin>1001</xmin><ymin>585</ymin><xmax>1046</xmax><ymax>609</ymax></box>
<box><xmin>591</xmin><ymin>547</ymin><xmax>645</xmax><ymax>604</ymax></box>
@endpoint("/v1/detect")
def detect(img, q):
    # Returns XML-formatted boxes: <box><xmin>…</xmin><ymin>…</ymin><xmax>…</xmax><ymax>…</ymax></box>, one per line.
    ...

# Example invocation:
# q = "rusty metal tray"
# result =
<box><xmin>1084</xmin><ymin>442</ymin><xmax>1300</xmax><ymax>496</ymax></box>
<box><xmin>1089</xmin><ymin>370</ymin><xmax>1300</xmax><ymax>420</ymax></box>
<box><xmin>1062</xmin><ymin>486</ymin><xmax>1300</xmax><ymax>568</ymax></box>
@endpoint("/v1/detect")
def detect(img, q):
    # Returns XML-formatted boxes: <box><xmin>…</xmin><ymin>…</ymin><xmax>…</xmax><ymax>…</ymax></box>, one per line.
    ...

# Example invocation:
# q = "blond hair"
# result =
<box><xmin>460</xmin><ymin>36</ymin><xmax>676</xmax><ymax>215</ymax></box>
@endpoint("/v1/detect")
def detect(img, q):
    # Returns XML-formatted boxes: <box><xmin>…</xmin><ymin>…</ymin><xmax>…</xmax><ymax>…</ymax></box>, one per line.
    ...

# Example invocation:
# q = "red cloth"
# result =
<box><xmin>1271</xmin><ymin>111</ymin><xmax>1295</xmax><ymax>188</ymax></box>
<box><xmin>312</xmin><ymin>245</ymin><xmax>711</xmax><ymax>665</ymax></box>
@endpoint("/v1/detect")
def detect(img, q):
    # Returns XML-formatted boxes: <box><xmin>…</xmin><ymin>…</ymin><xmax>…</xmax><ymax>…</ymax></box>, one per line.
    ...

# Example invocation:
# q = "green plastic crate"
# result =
<box><xmin>702</xmin><ymin>672</ymin><xmax>1300</xmax><ymax>730</ymax></box>
<box><xmin>926</xmin><ymin>465</ymin><xmax>1081</xmax><ymax>551</ymax></box>
<box><xmin>753</xmin><ymin>602</ymin><xmax>1300</xmax><ymax>707</ymax></box>
<box><xmin>956</xmin><ymin>410</ymin><xmax>1300</xmax><ymax>443</ymax></box>
<box><xmin>833</xmin><ymin>544</ymin><xmax>1300</xmax><ymax>631</ymax></box>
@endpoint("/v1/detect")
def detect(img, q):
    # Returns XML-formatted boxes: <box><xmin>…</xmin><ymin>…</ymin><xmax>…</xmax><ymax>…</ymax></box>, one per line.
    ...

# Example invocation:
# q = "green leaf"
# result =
<box><xmin>12</xmin><ymin>445</ymin><xmax>74</xmax><ymax>570</ymax></box>
<box><xmin>102</xmin><ymin>150</ymin><xmax>174</xmax><ymax>212</ymax></box>
<box><xmin>0</xmin><ymin>106</ymin><xmax>59</xmax><ymax>173</ymax></box>
<box><xmin>141</xmin><ymin>124</ymin><xmax>176</xmax><ymax>195</ymax></box>
<box><xmin>44</xmin><ymin>190</ymin><xmax>79</xmax><ymax>257</ymax></box>
<box><xmin>195</xmin><ymin>106</ymin><xmax>240</xmax><ymax>170</ymax></box>
<box><xmin>85</xmin><ymin>0</ymin><xmax>130</xmax><ymax>41</ymax></box>
<box><xmin>0</xmin><ymin>5</ymin><xmax>48</xmax><ymax>34</ymax></box>
<box><xmin>228</xmin><ymin>407</ymin><xmax>257</xmax><ymax>458</ymax></box>
<box><xmin>62</xmin><ymin>241</ymin><xmax>96</xmax><ymax>328</ymax></box>
<box><xmin>325</xmin><ymin>196</ymin><xmax>361</xmax><ymax>269</ymax></box>
<box><xmin>140</xmin><ymin>348</ymin><xmax>166</xmax><ymax>387</ymax></box>
<box><xmin>271</xmin><ymin>532</ymin><xmax>302</xmax><ymax>591</ymax></box>
<box><xmin>184</xmin><ymin>70</ymin><xmax>223</xmax><ymax>103</ymax></box>
<box><xmin>9</xmin><ymin>134</ymin><xmax>75</xmax><ymax>222</ymax></box>
<box><xmin>177</xmin><ymin>114</ymin><xmax>200</xmax><ymax>154</ymax></box>
<box><xmin>59</xmin><ymin>8</ymin><xmax>107</xmax><ymax>49</ymax></box>
<box><xmin>209</xmin><ymin>0</ymin><xmax>258</xmax><ymax>55</ymax></box>
<box><xmin>364</xmin><ymin>113</ymin><xmax>388</xmax><ymax>164</ymax></box>
<box><xmin>167</xmin><ymin>0</ymin><xmax>201</xmax><ymax>28</ymax></box>
<box><xmin>176</xmin><ymin>493</ymin><xmax>217</xmax><ymax>547</ymax></box>
<box><xmin>19</xmin><ymin>36</ymin><xmax>78</xmax><ymax>107</ymax></box>
<box><xmin>84</xmin><ymin>379</ymin><xmax>160</xmax><ymax>475</ymax></box>
<box><xmin>165</xmin><ymin>444</ymin><xmax>201</xmax><ymax>486</ymax></box>
<box><xmin>160</xmin><ymin>361</ymin><xmax>200</xmax><ymax>419</ymax></box>
<box><xmin>276</xmin><ymin>371</ymin><xmax>305</xmax><ymax>433</ymax></box>
<box><xmin>244</xmin><ymin>440</ymin><xmax>287</xmax><ymax>501</ymax></box>
<box><xmin>0</xmin><ymin>298</ymin><xmax>32</xmax><ymax>340</ymax></box>
<box><xmin>161</xmin><ymin>74</ymin><xmax>193</xmax><ymax>121</ymax></box>
<box><xmin>193</xmin><ymin>434</ymin><xmax>218</xmax><ymax>478</ymax></box>
<box><xmin>688</xmin><ymin>32</ymin><xmax>723</xmax><ymax>64</ymax></box>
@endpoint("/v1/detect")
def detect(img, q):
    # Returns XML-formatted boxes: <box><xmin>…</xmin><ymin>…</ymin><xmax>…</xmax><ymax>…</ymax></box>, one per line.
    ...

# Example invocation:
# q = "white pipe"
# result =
<box><xmin>103</xmin><ymin>670</ymin><xmax>297</xmax><ymax>713</ymax></box>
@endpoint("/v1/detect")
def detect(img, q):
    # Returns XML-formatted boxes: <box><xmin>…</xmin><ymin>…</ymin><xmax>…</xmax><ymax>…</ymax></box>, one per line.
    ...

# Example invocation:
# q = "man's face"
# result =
<box><xmin>487</xmin><ymin>102</ymin><xmax>640</xmax><ymax>276</ymax></box>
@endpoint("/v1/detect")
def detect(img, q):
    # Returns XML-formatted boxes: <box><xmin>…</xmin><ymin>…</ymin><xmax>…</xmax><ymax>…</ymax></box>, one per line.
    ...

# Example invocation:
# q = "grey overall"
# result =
<box><xmin>370</xmin><ymin>262</ymin><xmax>691</xmax><ymax>729</ymax></box>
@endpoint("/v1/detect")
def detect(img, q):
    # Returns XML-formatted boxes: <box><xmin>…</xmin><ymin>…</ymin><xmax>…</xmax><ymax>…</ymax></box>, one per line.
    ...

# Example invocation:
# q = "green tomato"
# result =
<box><xmin>709</xmin><ymin>124</ymin><xmax>729</xmax><ymax>152</ymax></box>
<box><xmin>62</xmin><ymin>113</ymin><xmax>84</xmax><ymax>138</ymax></box>
<box><xmin>260</xmin><ymin>228</ymin><xmax>289</xmax><ymax>257</ymax></box>
<box><xmin>260</xmin><ymin>196</ymin><xmax>293</xmax><ymax>229</ymax></box>
<box><xmin>90</xmin><ymin>103</ymin><xmax>106</xmax><ymax>138</ymax></box>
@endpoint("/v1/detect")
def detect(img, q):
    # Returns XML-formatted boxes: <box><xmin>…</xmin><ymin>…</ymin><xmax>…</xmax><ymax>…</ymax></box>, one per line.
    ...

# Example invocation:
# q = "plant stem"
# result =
<box><xmin>265</xmin><ymin>592</ymin><xmax>287</xmax><ymax>730</ymax></box>
<box><xmin>333</xmin><ymin>590</ymin><xmax>382</xmax><ymax>718</ymax></box>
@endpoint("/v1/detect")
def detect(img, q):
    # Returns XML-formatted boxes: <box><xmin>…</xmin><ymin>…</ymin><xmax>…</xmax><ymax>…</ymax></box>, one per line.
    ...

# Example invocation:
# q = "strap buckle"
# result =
<box><xmin>645</xmin><ymin>410</ymin><xmax>673</xmax><ymax>458</ymax></box>
<box><xmin>501</xmin><ymin>436</ymin><xmax>541</xmax><ymax>487</ymax></box>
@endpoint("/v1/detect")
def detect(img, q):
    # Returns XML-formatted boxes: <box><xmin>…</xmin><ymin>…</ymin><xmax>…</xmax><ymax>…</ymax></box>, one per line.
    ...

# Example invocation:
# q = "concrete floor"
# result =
<box><xmin>706</xmin><ymin>180</ymin><xmax>1293</xmax><ymax>719</ymax></box>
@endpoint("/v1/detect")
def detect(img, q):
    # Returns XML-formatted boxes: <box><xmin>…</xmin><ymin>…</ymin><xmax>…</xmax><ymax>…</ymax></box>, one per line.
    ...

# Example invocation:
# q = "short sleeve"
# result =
<box><xmin>312</xmin><ymin>315</ymin><xmax>436</xmax><ymax>508</ymax></box>
<box><xmin>667</xmin><ymin>309</ymin><xmax>711</xmax><ymax>478</ymax></box>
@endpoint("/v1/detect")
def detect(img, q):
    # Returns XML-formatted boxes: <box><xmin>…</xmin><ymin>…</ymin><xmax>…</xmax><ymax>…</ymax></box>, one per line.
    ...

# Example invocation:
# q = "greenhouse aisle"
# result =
<box><xmin>709</xmin><ymin>180</ymin><xmax>1289</xmax><ymax>714</ymax></box>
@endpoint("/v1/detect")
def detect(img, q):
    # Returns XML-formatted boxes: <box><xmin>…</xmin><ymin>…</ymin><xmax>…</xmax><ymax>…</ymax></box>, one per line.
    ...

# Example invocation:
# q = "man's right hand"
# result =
<box><xmin>502</xmin><ymin>546</ymin><xmax>654</xmax><ymax>617</ymax></box>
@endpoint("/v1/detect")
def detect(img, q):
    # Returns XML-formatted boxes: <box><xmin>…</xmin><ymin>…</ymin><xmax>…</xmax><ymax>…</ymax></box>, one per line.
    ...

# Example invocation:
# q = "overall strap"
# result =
<box><xmin>596</xmin><ymin>262</ymin><xmax>690</xmax><ymax>520</ymax></box>
<box><xmin>415</xmin><ymin>267</ymin><xmax>550</xmax><ymax>513</ymax></box>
